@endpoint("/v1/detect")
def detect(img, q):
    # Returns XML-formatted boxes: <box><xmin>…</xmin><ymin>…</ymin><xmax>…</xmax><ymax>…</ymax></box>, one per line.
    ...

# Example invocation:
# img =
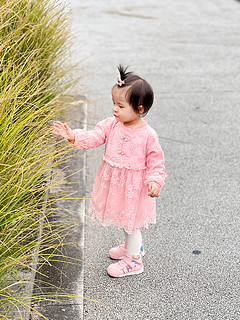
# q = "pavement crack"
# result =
<box><xmin>103</xmin><ymin>10</ymin><xmax>156</xmax><ymax>20</ymax></box>
<box><xmin>158</xmin><ymin>135</ymin><xmax>191</xmax><ymax>144</ymax></box>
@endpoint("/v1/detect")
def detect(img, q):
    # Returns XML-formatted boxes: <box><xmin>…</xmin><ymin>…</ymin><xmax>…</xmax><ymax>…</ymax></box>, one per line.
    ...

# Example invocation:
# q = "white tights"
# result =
<box><xmin>124</xmin><ymin>229</ymin><xmax>142</xmax><ymax>257</ymax></box>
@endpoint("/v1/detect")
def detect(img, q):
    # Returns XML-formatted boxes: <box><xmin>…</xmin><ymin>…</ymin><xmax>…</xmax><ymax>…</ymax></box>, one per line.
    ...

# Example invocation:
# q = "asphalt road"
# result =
<box><xmin>67</xmin><ymin>1</ymin><xmax>240</xmax><ymax>319</ymax></box>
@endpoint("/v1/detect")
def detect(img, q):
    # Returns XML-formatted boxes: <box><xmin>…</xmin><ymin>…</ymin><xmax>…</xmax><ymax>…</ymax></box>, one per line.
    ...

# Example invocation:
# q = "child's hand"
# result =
<box><xmin>52</xmin><ymin>121</ymin><xmax>75</xmax><ymax>141</ymax></box>
<box><xmin>148</xmin><ymin>183</ymin><xmax>160</xmax><ymax>197</ymax></box>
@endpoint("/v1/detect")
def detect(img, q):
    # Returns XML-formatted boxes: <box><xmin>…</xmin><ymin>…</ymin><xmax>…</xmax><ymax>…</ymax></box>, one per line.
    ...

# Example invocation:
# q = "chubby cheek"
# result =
<box><xmin>118</xmin><ymin>110</ymin><xmax>126</xmax><ymax>119</ymax></box>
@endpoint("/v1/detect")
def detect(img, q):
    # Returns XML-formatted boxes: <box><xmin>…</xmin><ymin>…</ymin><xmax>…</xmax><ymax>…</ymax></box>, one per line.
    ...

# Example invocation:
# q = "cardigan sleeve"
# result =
<box><xmin>69</xmin><ymin>117</ymin><xmax>115</xmax><ymax>150</ymax></box>
<box><xmin>144</xmin><ymin>133</ymin><xmax>166</xmax><ymax>188</ymax></box>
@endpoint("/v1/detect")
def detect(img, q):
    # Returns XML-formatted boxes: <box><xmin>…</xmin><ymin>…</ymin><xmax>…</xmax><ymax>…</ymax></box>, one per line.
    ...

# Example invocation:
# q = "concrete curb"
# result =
<box><xmin>27</xmin><ymin>95</ymin><xmax>87</xmax><ymax>320</ymax></box>
<box><xmin>7</xmin><ymin>191</ymin><xmax>49</xmax><ymax>320</ymax></box>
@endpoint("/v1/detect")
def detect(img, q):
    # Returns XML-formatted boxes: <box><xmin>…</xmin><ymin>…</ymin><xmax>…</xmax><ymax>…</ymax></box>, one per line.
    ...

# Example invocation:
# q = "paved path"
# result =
<box><xmin>67</xmin><ymin>1</ymin><xmax>240</xmax><ymax>319</ymax></box>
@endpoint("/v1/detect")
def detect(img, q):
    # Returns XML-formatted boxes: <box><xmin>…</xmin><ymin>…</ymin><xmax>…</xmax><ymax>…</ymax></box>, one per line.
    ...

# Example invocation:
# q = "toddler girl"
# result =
<box><xmin>53</xmin><ymin>65</ymin><xmax>166</xmax><ymax>277</ymax></box>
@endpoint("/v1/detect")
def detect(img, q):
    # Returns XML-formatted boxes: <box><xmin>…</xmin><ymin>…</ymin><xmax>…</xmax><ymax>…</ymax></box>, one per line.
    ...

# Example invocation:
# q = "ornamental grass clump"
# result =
<box><xmin>0</xmin><ymin>0</ymin><xmax>77</xmax><ymax>317</ymax></box>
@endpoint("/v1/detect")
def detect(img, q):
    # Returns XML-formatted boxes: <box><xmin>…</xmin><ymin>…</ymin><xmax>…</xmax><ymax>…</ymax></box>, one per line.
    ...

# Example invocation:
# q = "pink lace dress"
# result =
<box><xmin>70</xmin><ymin>117</ymin><xmax>166</xmax><ymax>234</ymax></box>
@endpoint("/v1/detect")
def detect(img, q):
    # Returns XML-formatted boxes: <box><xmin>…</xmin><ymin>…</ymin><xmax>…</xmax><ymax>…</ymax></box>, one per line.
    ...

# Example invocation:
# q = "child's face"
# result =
<box><xmin>112</xmin><ymin>86</ymin><xmax>142</xmax><ymax>127</ymax></box>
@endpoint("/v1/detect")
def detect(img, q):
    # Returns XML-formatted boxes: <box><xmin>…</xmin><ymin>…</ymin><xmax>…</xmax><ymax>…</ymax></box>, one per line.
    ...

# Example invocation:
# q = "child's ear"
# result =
<box><xmin>138</xmin><ymin>105</ymin><xmax>144</xmax><ymax>114</ymax></box>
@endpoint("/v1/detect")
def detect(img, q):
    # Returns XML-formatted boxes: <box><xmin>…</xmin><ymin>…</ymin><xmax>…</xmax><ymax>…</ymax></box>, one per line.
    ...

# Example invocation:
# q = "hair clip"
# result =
<box><xmin>117</xmin><ymin>76</ymin><xmax>125</xmax><ymax>87</ymax></box>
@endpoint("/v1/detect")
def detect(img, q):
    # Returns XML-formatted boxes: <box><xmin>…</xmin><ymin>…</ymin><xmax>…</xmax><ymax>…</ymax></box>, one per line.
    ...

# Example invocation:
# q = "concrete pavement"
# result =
<box><xmin>41</xmin><ymin>0</ymin><xmax>240</xmax><ymax>319</ymax></box>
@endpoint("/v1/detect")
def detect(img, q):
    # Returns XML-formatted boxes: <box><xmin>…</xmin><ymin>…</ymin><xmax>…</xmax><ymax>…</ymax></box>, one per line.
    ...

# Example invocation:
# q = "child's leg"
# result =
<box><xmin>107</xmin><ymin>229</ymin><xmax>144</xmax><ymax>277</ymax></box>
<box><xmin>109</xmin><ymin>229</ymin><xmax>144</xmax><ymax>260</ymax></box>
<box><xmin>123</xmin><ymin>229</ymin><xmax>128</xmax><ymax>244</ymax></box>
<box><xmin>126</xmin><ymin>229</ymin><xmax>142</xmax><ymax>257</ymax></box>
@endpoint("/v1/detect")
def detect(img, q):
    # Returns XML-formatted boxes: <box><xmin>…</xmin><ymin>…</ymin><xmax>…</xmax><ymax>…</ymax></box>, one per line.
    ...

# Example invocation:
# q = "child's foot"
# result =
<box><xmin>109</xmin><ymin>243</ymin><xmax>145</xmax><ymax>260</ymax></box>
<box><xmin>109</xmin><ymin>242</ymin><xmax>127</xmax><ymax>259</ymax></box>
<box><xmin>107</xmin><ymin>254</ymin><xmax>144</xmax><ymax>277</ymax></box>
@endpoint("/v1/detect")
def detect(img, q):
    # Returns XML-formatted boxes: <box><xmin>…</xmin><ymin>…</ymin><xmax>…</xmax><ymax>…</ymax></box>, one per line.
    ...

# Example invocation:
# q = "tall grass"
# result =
<box><xmin>0</xmin><ymin>0</ymin><xmax>78</xmax><ymax>317</ymax></box>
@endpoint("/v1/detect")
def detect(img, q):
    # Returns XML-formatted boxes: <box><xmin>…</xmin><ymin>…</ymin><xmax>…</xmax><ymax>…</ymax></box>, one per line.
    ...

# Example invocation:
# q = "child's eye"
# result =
<box><xmin>119</xmin><ymin>105</ymin><xmax>124</xmax><ymax>108</ymax></box>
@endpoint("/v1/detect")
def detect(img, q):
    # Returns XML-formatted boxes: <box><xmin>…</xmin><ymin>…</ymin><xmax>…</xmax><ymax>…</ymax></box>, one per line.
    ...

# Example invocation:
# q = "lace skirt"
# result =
<box><xmin>89</xmin><ymin>159</ymin><xmax>156</xmax><ymax>234</ymax></box>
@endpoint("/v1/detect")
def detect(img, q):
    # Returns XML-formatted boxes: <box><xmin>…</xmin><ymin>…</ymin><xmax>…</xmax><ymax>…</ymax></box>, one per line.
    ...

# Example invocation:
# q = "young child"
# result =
<box><xmin>53</xmin><ymin>65</ymin><xmax>166</xmax><ymax>277</ymax></box>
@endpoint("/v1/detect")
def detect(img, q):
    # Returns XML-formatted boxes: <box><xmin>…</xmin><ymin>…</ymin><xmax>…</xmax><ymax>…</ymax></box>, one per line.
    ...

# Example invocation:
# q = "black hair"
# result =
<box><xmin>116</xmin><ymin>64</ymin><xmax>154</xmax><ymax>116</ymax></box>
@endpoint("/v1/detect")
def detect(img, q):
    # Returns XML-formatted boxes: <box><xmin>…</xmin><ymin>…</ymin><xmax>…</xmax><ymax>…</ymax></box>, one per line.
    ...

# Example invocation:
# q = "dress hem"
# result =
<box><xmin>89</xmin><ymin>209</ymin><xmax>156</xmax><ymax>234</ymax></box>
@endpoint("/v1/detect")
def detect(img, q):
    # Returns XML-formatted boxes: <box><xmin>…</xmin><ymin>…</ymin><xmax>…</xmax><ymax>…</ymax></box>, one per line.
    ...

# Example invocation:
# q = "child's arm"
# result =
<box><xmin>53</xmin><ymin>117</ymin><xmax>115</xmax><ymax>150</ymax></box>
<box><xmin>145</xmin><ymin>134</ymin><xmax>166</xmax><ymax>197</ymax></box>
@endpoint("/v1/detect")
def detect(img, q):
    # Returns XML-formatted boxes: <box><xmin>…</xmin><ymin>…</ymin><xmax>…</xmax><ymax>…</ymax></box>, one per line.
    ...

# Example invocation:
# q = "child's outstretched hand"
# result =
<box><xmin>148</xmin><ymin>183</ymin><xmax>160</xmax><ymax>197</ymax></box>
<box><xmin>52</xmin><ymin>121</ymin><xmax>75</xmax><ymax>141</ymax></box>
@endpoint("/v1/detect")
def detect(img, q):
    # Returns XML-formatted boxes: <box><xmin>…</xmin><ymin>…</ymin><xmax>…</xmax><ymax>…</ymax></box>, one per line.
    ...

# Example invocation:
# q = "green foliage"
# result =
<box><xmin>0</xmin><ymin>0</ymin><xmax>77</xmax><ymax>317</ymax></box>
